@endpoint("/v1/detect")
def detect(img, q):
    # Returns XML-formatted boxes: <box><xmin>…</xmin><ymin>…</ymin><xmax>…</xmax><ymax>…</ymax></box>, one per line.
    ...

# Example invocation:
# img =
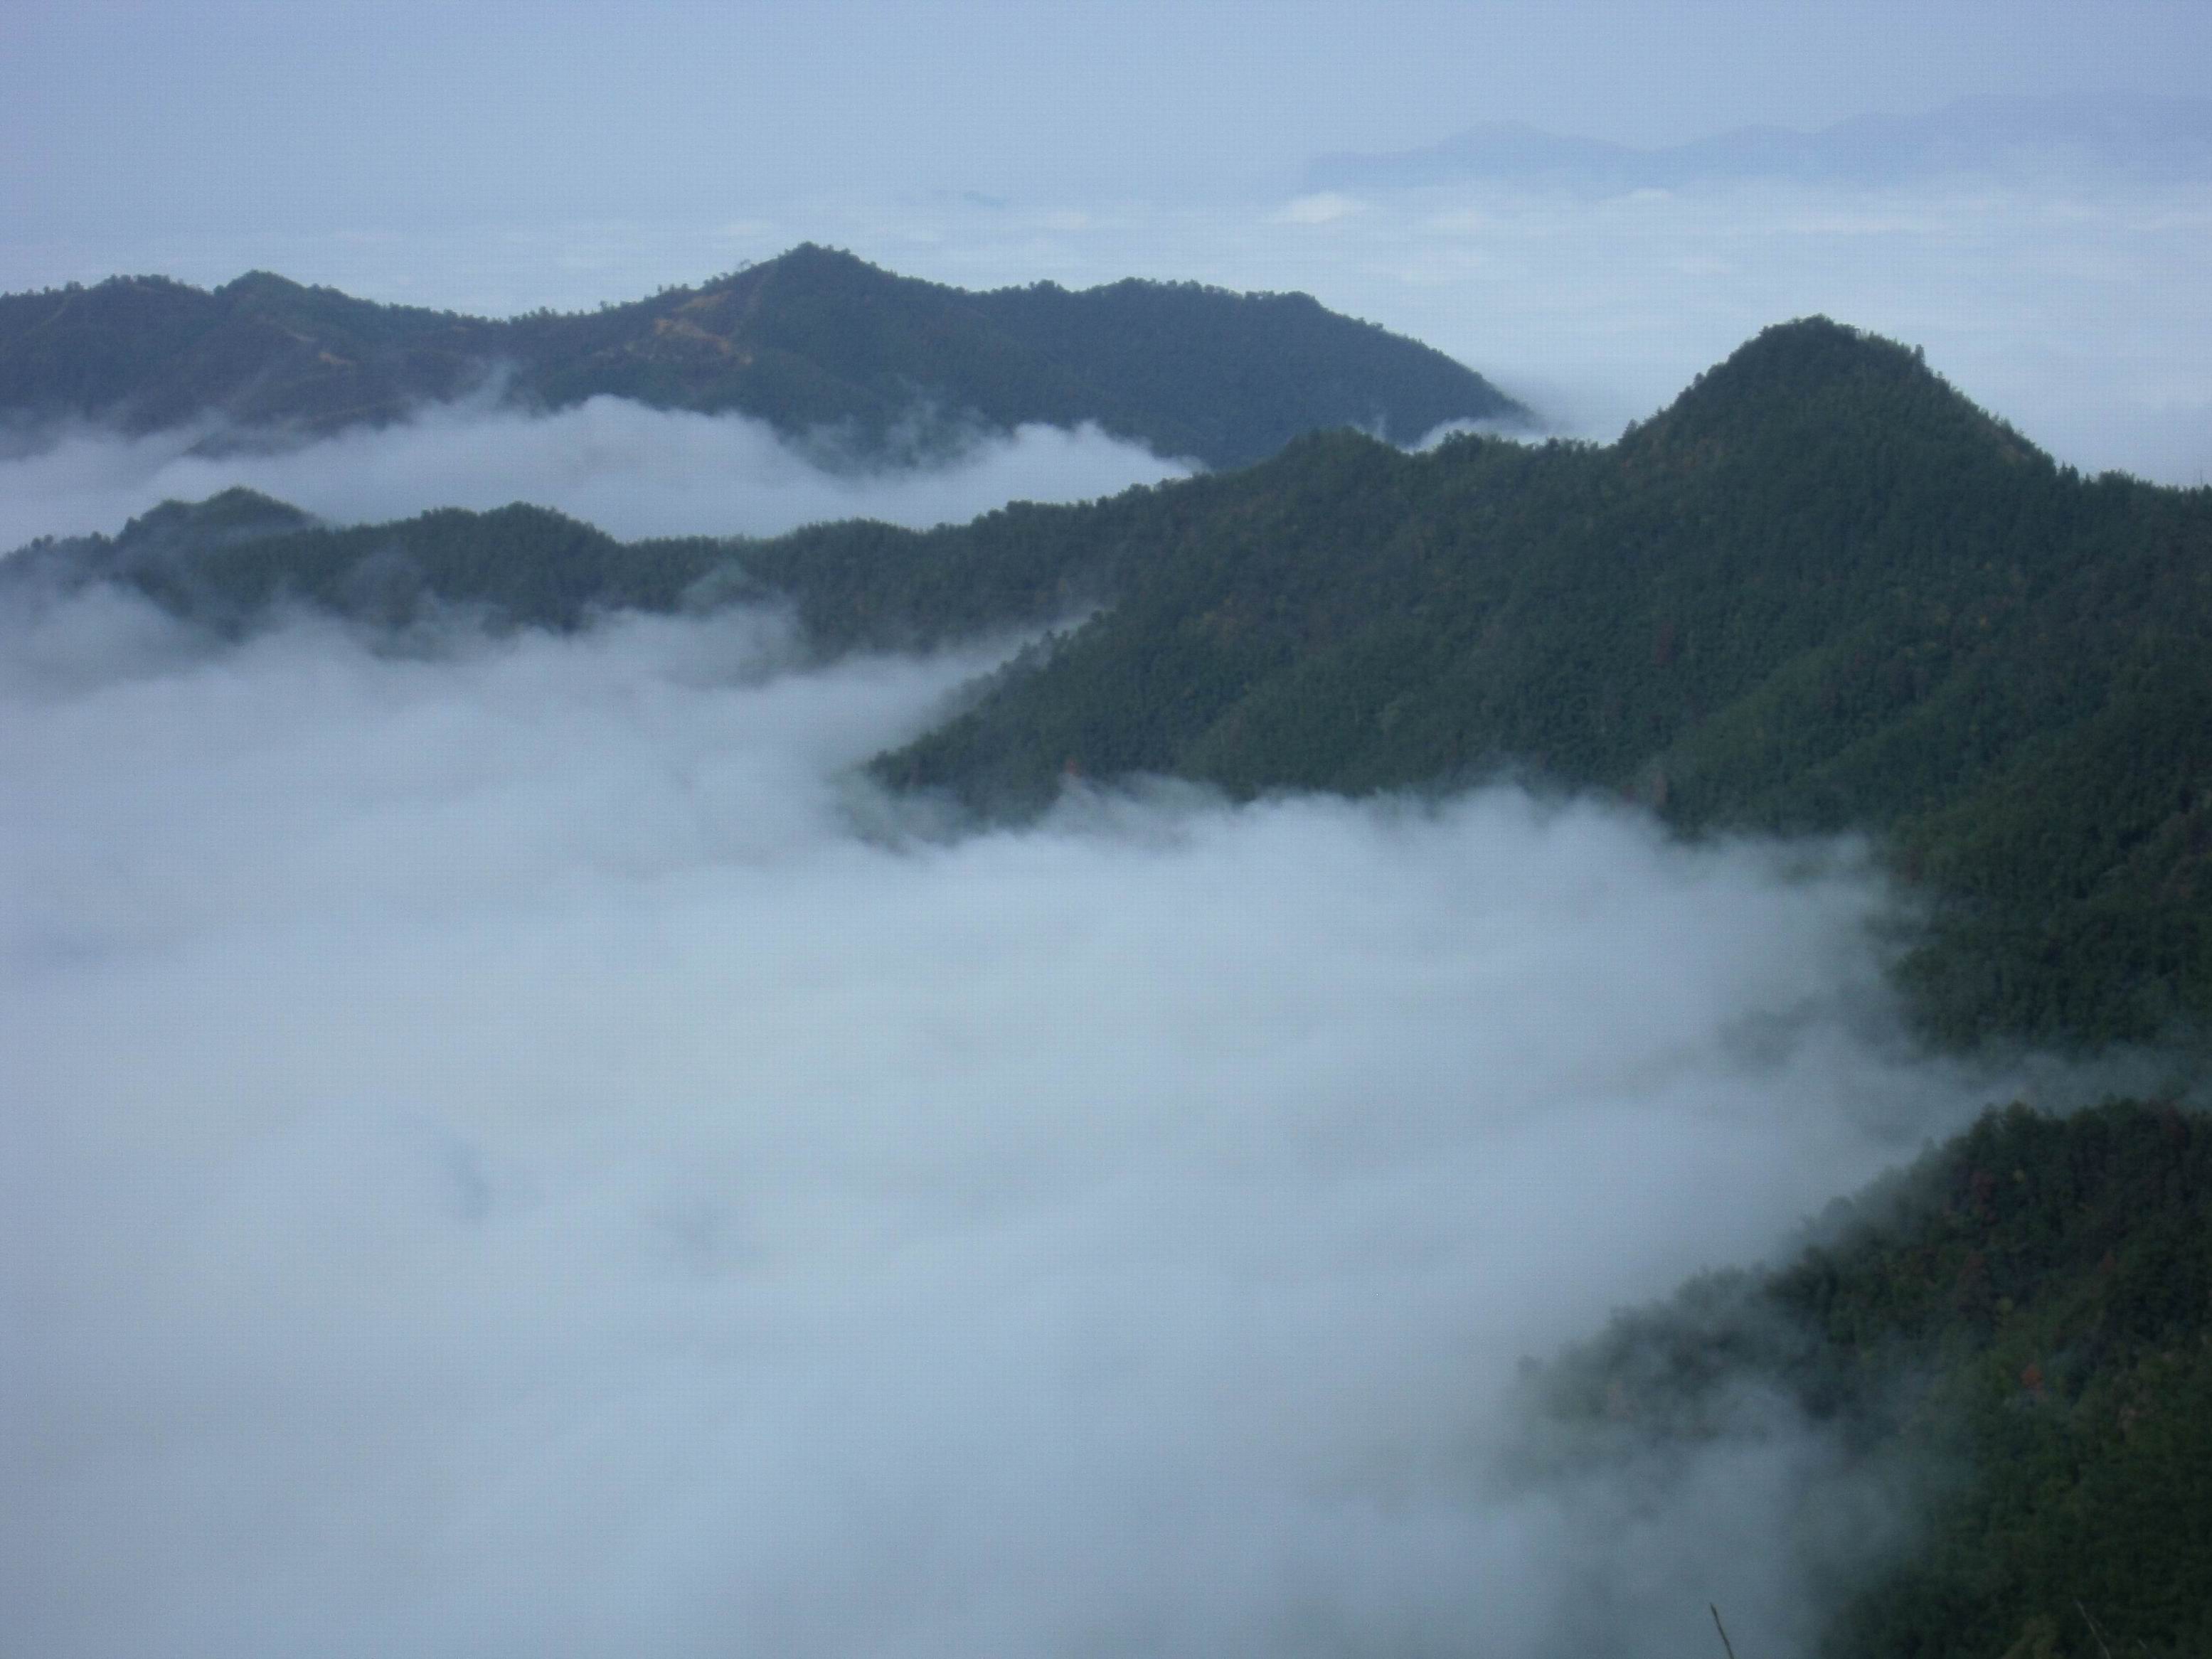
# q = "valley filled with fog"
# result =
<box><xmin>1</xmin><ymin>588</ymin><xmax>2053</xmax><ymax>1658</ymax></box>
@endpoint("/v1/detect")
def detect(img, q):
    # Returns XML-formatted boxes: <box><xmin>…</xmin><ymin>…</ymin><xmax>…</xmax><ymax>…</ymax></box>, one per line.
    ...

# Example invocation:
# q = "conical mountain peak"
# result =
<box><xmin>1632</xmin><ymin>315</ymin><xmax>2046</xmax><ymax>471</ymax></box>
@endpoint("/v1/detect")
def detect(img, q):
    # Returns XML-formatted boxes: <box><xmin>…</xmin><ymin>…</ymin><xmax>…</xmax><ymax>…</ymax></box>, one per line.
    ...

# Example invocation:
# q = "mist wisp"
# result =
<box><xmin>0</xmin><ymin>395</ymin><xmax>1193</xmax><ymax>553</ymax></box>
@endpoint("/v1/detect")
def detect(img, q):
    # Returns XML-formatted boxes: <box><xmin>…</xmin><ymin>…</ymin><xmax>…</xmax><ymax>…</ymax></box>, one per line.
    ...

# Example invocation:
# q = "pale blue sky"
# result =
<box><xmin>9</xmin><ymin>0</ymin><xmax>2211</xmax><ymax>243</ymax></box>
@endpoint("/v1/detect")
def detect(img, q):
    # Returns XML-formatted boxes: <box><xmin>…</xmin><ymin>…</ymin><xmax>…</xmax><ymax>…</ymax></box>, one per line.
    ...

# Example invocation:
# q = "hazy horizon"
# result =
<box><xmin>6</xmin><ymin>3</ymin><xmax>2212</xmax><ymax>498</ymax></box>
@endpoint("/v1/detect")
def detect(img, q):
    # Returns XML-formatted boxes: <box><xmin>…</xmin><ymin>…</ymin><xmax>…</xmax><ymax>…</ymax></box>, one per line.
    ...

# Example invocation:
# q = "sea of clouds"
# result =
<box><xmin>0</xmin><ymin>136</ymin><xmax>2191</xmax><ymax>1657</ymax></box>
<box><xmin>0</xmin><ymin>585</ymin><xmax>2051</xmax><ymax>1658</ymax></box>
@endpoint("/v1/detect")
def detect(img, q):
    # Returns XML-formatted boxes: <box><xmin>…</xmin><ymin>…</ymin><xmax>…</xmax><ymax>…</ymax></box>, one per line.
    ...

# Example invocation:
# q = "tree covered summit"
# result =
<box><xmin>0</xmin><ymin>246</ymin><xmax>1526</xmax><ymax>470</ymax></box>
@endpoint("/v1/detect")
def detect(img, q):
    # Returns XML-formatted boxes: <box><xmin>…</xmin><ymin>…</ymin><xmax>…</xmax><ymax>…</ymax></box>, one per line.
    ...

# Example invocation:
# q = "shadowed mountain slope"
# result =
<box><xmin>0</xmin><ymin>245</ymin><xmax>1525</xmax><ymax>469</ymax></box>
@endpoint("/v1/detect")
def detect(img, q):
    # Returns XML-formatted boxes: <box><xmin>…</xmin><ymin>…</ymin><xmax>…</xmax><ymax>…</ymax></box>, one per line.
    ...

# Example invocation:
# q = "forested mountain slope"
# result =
<box><xmin>3</xmin><ymin>489</ymin><xmax>746</xmax><ymax>634</ymax></box>
<box><xmin>1531</xmin><ymin>1097</ymin><xmax>2212</xmax><ymax>1658</ymax></box>
<box><xmin>9</xmin><ymin>318</ymin><xmax>2208</xmax><ymax>1050</ymax></box>
<box><xmin>881</xmin><ymin>321</ymin><xmax>2212</xmax><ymax>1048</ymax></box>
<box><xmin>0</xmin><ymin>245</ymin><xmax>1524</xmax><ymax>469</ymax></box>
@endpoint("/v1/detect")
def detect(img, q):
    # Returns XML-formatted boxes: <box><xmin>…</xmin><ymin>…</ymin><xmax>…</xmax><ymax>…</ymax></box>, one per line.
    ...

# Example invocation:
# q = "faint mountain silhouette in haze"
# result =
<box><xmin>1307</xmin><ymin>94</ymin><xmax>2212</xmax><ymax>193</ymax></box>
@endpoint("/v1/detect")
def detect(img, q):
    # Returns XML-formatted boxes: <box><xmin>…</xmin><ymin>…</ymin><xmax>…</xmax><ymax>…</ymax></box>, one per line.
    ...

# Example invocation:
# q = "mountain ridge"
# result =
<box><xmin>870</xmin><ymin>319</ymin><xmax>2212</xmax><ymax>1047</ymax></box>
<box><xmin>9</xmin><ymin>316</ymin><xmax>2207</xmax><ymax>1051</ymax></box>
<box><xmin>0</xmin><ymin>245</ymin><xmax>1527</xmax><ymax>471</ymax></box>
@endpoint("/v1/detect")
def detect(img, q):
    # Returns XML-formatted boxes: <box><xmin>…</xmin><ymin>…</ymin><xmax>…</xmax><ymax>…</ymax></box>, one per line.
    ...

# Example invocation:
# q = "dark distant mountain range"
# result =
<box><xmin>0</xmin><ymin>244</ymin><xmax>1525</xmax><ymax>469</ymax></box>
<box><xmin>1307</xmin><ymin>94</ymin><xmax>2212</xmax><ymax>193</ymax></box>
<box><xmin>11</xmin><ymin>316</ymin><xmax>2209</xmax><ymax>1055</ymax></box>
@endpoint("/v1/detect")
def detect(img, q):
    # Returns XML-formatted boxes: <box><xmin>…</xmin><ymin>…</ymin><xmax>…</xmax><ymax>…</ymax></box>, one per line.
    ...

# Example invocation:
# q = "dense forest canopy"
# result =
<box><xmin>0</xmin><ymin>245</ymin><xmax>1525</xmax><ymax>469</ymax></box>
<box><xmin>1531</xmin><ymin>1097</ymin><xmax>2212</xmax><ymax>1659</ymax></box>
<box><xmin>880</xmin><ymin>322</ymin><xmax>2212</xmax><ymax>1052</ymax></box>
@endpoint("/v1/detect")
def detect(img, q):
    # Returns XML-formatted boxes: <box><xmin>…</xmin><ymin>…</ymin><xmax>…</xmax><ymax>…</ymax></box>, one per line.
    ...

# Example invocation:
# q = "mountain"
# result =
<box><xmin>1528</xmin><ymin>1095</ymin><xmax>2212</xmax><ymax>1658</ymax></box>
<box><xmin>0</xmin><ymin>245</ymin><xmax>1526</xmax><ymax>469</ymax></box>
<box><xmin>0</xmin><ymin>490</ymin><xmax>733</xmax><ymax>635</ymax></box>
<box><xmin>874</xmin><ymin>320</ymin><xmax>2212</xmax><ymax>1050</ymax></box>
<box><xmin>11</xmin><ymin>318</ymin><xmax>2210</xmax><ymax>1053</ymax></box>
<box><xmin>1307</xmin><ymin>94</ymin><xmax>2212</xmax><ymax>194</ymax></box>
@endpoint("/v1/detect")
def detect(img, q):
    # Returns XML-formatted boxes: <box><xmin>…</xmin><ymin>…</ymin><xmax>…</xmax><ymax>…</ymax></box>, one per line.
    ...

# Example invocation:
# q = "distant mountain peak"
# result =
<box><xmin>0</xmin><ymin>250</ymin><xmax>1527</xmax><ymax>469</ymax></box>
<box><xmin>1689</xmin><ymin>315</ymin><xmax>1931</xmax><ymax>395</ymax></box>
<box><xmin>773</xmin><ymin>241</ymin><xmax>868</xmax><ymax>270</ymax></box>
<box><xmin>1632</xmin><ymin>315</ymin><xmax>2039</xmax><ymax>467</ymax></box>
<box><xmin>216</xmin><ymin>270</ymin><xmax>309</xmax><ymax>297</ymax></box>
<box><xmin>120</xmin><ymin>486</ymin><xmax>314</xmax><ymax>540</ymax></box>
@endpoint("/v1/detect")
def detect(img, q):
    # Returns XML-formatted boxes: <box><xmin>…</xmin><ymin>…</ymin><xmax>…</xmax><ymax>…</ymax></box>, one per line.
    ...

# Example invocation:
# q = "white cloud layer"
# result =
<box><xmin>0</xmin><ymin>400</ymin><xmax>1191</xmax><ymax>552</ymax></box>
<box><xmin>1</xmin><ymin>592</ymin><xmax>2045</xmax><ymax>1658</ymax></box>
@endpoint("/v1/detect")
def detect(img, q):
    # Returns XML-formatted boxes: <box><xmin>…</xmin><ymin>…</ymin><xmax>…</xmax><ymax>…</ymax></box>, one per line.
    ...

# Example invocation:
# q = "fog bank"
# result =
<box><xmin>0</xmin><ymin>399</ymin><xmax>1191</xmax><ymax>552</ymax></box>
<box><xmin>0</xmin><ymin>592</ymin><xmax>2043</xmax><ymax>1657</ymax></box>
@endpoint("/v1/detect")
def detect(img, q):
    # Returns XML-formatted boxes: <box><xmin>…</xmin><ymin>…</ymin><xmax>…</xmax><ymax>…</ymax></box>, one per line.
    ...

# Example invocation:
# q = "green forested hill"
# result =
<box><xmin>0</xmin><ymin>480</ymin><xmax>1142</xmax><ymax>646</ymax></box>
<box><xmin>4</xmin><ymin>490</ymin><xmax>749</xmax><ymax>634</ymax></box>
<box><xmin>10</xmin><ymin>317</ymin><xmax>2209</xmax><ymax>1049</ymax></box>
<box><xmin>879</xmin><ymin>321</ymin><xmax>2212</xmax><ymax>1048</ymax></box>
<box><xmin>0</xmin><ymin>246</ymin><xmax>1523</xmax><ymax>468</ymax></box>
<box><xmin>1531</xmin><ymin>1097</ymin><xmax>2212</xmax><ymax>1659</ymax></box>
<box><xmin>0</xmin><ymin>270</ymin><xmax>486</xmax><ymax>433</ymax></box>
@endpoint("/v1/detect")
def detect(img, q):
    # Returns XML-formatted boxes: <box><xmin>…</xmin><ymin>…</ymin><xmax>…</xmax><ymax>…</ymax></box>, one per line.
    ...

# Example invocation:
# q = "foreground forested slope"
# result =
<box><xmin>0</xmin><ymin>245</ymin><xmax>1523</xmax><ymax>468</ymax></box>
<box><xmin>1531</xmin><ymin>1097</ymin><xmax>2212</xmax><ymax>1659</ymax></box>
